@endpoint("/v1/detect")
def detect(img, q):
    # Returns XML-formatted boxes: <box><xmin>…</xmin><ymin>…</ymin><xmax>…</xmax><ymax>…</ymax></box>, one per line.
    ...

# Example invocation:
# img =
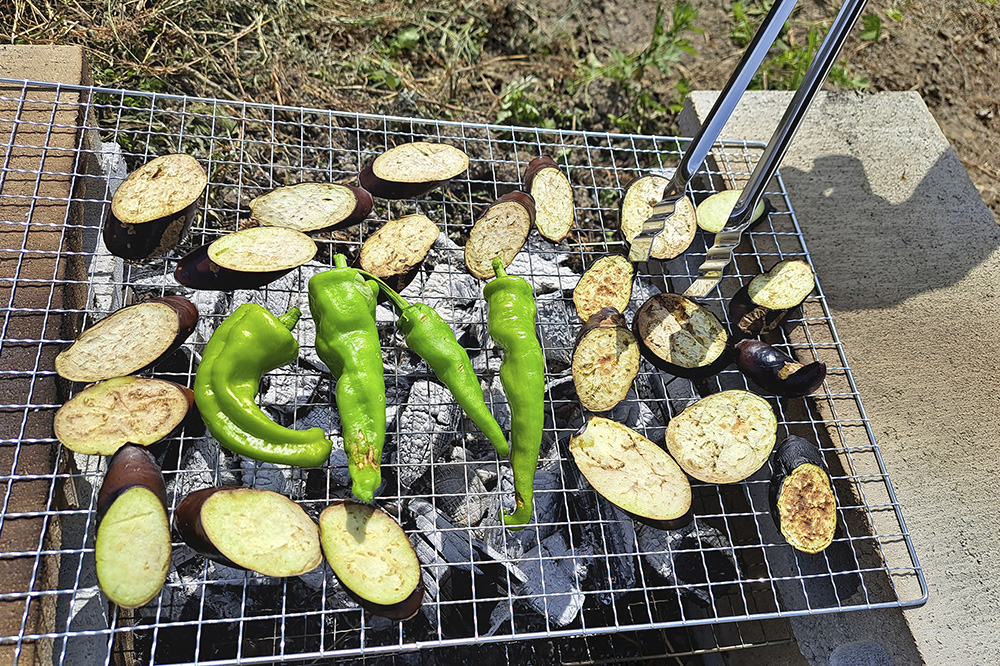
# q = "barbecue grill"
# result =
<box><xmin>0</xmin><ymin>79</ymin><xmax>927</xmax><ymax>665</ymax></box>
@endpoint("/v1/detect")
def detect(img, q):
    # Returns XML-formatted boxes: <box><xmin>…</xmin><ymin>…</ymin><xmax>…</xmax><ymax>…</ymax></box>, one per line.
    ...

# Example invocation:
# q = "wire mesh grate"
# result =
<box><xmin>0</xmin><ymin>78</ymin><xmax>925</xmax><ymax>666</ymax></box>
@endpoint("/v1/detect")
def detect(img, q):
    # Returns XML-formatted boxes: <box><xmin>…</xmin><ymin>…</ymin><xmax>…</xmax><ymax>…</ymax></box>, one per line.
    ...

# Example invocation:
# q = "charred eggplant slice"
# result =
<box><xmin>359</xmin><ymin>141</ymin><xmax>469</xmax><ymax>200</ymax></box>
<box><xmin>54</xmin><ymin>376</ymin><xmax>193</xmax><ymax>455</ymax></box>
<box><xmin>249</xmin><ymin>182</ymin><xmax>373</xmax><ymax>232</ymax></box>
<box><xmin>735</xmin><ymin>339</ymin><xmax>827</xmax><ymax>397</ymax></box>
<box><xmin>55</xmin><ymin>296</ymin><xmax>198</xmax><ymax>383</ymax></box>
<box><xmin>769</xmin><ymin>435</ymin><xmax>837</xmax><ymax>554</ymax></box>
<box><xmin>666</xmin><ymin>390</ymin><xmax>777</xmax><ymax>484</ymax></box>
<box><xmin>174</xmin><ymin>226</ymin><xmax>317</xmax><ymax>291</ymax></box>
<box><xmin>359</xmin><ymin>214</ymin><xmax>439</xmax><ymax>291</ymax></box>
<box><xmin>104</xmin><ymin>153</ymin><xmax>207</xmax><ymax>260</ymax></box>
<box><xmin>633</xmin><ymin>293</ymin><xmax>731</xmax><ymax>378</ymax></box>
<box><xmin>572</xmin><ymin>308</ymin><xmax>641</xmax><ymax>412</ymax></box>
<box><xmin>619</xmin><ymin>176</ymin><xmax>696</xmax><ymax>260</ymax></box>
<box><xmin>319</xmin><ymin>501</ymin><xmax>424</xmax><ymax>620</ymax></box>
<box><xmin>95</xmin><ymin>445</ymin><xmax>171</xmax><ymax>608</ymax></box>
<box><xmin>694</xmin><ymin>188</ymin><xmax>769</xmax><ymax>233</ymax></box>
<box><xmin>729</xmin><ymin>259</ymin><xmax>815</xmax><ymax>337</ymax></box>
<box><xmin>569</xmin><ymin>415</ymin><xmax>692</xmax><ymax>529</ymax></box>
<box><xmin>464</xmin><ymin>191</ymin><xmax>535</xmax><ymax>279</ymax></box>
<box><xmin>572</xmin><ymin>254</ymin><xmax>634</xmax><ymax>322</ymax></box>
<box><xmin>174</xmin><ymin>487</ymin><xmax>323</xmax><ymax>577</ymax></box>
<box><xmin>523</xmin><ymin>156</ymin><xmax>575</xmax><ymax>243</ymax></box>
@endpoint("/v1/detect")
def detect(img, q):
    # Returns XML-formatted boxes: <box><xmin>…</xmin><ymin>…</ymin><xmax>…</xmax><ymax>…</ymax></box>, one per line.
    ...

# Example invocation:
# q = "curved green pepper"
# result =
<box><xmin>484</xmin><ymin>257</ymin><xmax>546</xmax><ymax>529</ymax></box>
<box><xmin>308</xmin><ymin>254</ymin><xmax>386</xmax><ymax>502</ymax></box>
<box><xmin>360</xmin><ymin>272</ymin><xmax>510</xmax><ymax>458</ymax></box>
<box><xmin>194</xmin><ymin>303</ymin><xmax>332</xmax><ymax>467</ymax></box>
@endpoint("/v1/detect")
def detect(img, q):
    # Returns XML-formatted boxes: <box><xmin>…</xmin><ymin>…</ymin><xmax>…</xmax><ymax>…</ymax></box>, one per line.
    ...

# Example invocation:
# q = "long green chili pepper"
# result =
<box><xmin>359</xmin><ymin>271</ymin><xmax>510</xmax><ymax>458</ymax></box>
<box><xmin>195</xmin><ymin>303</ymin><xmax>333</xmax><ymax>467</ymax></box>
<box><xmin>308</xmin><ymin>254</ymin><xmax>386</xmax><ymax>502</ymax></box>
<box><xmin>483</xmin><ymin>257</ymin><xmax>546</xmax><ymax>529</ymax></box>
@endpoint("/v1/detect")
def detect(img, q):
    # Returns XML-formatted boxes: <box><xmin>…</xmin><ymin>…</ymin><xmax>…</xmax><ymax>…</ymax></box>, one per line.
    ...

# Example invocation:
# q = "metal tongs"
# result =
<box><xmin>630</xmin><ymin>0</ymin><xmax>869</xmax><ymax>300</ymax></box>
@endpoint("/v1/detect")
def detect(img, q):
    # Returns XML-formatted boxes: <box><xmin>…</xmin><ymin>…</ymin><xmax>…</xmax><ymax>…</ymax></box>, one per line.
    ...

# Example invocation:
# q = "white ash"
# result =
<box><xmin>535</xmin><ymin>292</ymin><xmax>579</xmax><ymax>370</ymax></box>
<box><xmin>400</xmin><ymin>261</ymin><xmax>486</xmax><ymax>337</ymax></box>
<box><xmin>238</xmin><ymin>459</ymin><xmax>306</xmax><ymax>496</ymax></box>
<box><xmin>259</xmin><ymin>368</ymin><xmax>321</xmax><ymax>414</ymax></box>
<box><xmin>167</xmin><ymin>435</ymin><xmax>240</xmax><ymax>498</ymax></box>
<box><xmin>185</xmin><ymin>289</ymin><xmax>232</xmax><ymax>346</ymax></box>
<box><xmin>392</xmin><ymin>380</ymin><xmax>461</xmax><ymax>490</ymax></box>
<box><xmin>514</xmin><ymin>531</ymin><xmax>587</xmax><ymax>627</ymax></box>
<box><xmin>506</xmin><ymin>235</ymin><xmax>581</xmax><ymax>295</ymax></box>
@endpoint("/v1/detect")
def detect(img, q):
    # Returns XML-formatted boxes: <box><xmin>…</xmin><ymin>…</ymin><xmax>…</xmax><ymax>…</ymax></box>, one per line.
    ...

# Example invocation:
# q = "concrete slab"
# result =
<box><xmin>680</xmin><ymin>90</ymin><xmax>1000</xmax><ymax>666</ymax></box>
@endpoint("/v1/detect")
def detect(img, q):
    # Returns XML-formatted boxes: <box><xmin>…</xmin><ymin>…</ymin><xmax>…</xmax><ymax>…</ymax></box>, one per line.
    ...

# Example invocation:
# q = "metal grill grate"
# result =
<box><xmin>0</xmin><ymin>79</ymin><xmax>926</xmax><ymax>666</ymax></box>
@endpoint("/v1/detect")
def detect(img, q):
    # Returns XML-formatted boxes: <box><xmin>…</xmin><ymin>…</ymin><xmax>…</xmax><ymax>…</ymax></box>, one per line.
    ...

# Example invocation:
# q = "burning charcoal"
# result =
<box><xmin>635</xmin><ymin>518</ymin><xmax>741</xmax><ymax>607</ymax></box>
<box><xmin>393</xmin><ymin>380</ymin><xmax>461</xmax><ymax>490</ymax></box>
<box><xmin>427</xmin><ymin>463</ymin><xmax>491</xmax><ymax>526</ymax></box>
<box><xmin>515</xmin><ymin>532</ymin><xmax>587</xmax><ymax>627</ymax></box>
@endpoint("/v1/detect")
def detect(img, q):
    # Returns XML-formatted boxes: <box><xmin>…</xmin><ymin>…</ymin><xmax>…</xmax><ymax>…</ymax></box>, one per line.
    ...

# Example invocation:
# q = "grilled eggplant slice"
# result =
<box><xmin>359</xmin><ymin>141</ymin><xmax>469</xmax><ymax>199</ymax></box>
<box><xmin>359</xmin><ymin>214</ymin><xmax>439</xmax><ymax>291</ymax></box>
<box><xmin>319</xmin><ymin>501</ymin><xmax>424</xmax><ymax>620</ymax></box>
<box><xmin>729</xmin><ymin>259</ymin><xmax>815</xmax><ymax>337</ymax></box>
<box><xmin>174</xmin><ymin>487</ymin><xmax>323</xmax><ymax>577</ymax></box>
<box><xmin>572</xmin><ymin>308</ymin><xmax>641</xmax><ymax>412</ymax></box>
<box><xmin>694</xmin><ymin>188</ymin><xmax>769</xmax><ymax>233</ymax></box>
<box><xmin>104</xmin><ymin>153</ymin><xmax>207</xmax><ymax>260</ymax></box>
<box><xmin>666</xmin><ymin>390</ymin><xmax>777</xmax><ymax>484</ymax></box>
<box><xmin>54</xmin><ymin>376</ymin><xmax>193</xmax><ymax>455</ymax></box>
<box><xmin>569</xmin><ymin>415</ymin><xmax>692</xmax><ymax>529</ymax></box>
<box><xmin>95</xmin><ymin>445</ymin><xmax>171</xmax><ymax>608</ymax></box>
<box><xmin>523</xmin><ymin>156</ymin><xmax>574</xmax><ymax>242</ymax></box>
<box><xmin>464</xmin><ymin>191</ymin><xmax>535</xmax><ymax>279</ymax></box>
<box><xmin>633</xmin><ymin>293</ymin><xmax>730</xmax><ymax>378</ymax></box>
<box><xmin>619</xmin><ymin>176</ymin><xmax>696</xmax><ymax>260</ymax></box>
<box><xmin>249</xmin><ymin>182</ymin><xmax>373</xmax><ymax>232</ymax></box>
<box><xmin>55</xmin><ymin>296</ymin><xmax>198</xmax><ymax>383</ymax></box>
<box><xmin>572</xmin><ymin>254</ymin><xmax>634</xmax><ymax>322</ymax></box>
<box><xmin>769</xmin><ymin>435</ymin><xmax>837</xmax><ymax>554</ymax></box>
<box><xmin>174</xmin><ymin>226</ymin><xmax>317</xmax><ymax>291</ymax></box>
<box><xmin>735</xmin><ymin>339</ymin><xmax>827</xmax><ymax>397</ymax></box>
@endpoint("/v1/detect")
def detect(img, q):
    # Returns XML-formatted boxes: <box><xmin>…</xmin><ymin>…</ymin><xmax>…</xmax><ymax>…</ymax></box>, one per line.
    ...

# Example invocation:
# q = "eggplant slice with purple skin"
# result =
<box><xmin>769</xmin><ymin>435</ymin><xmax>838</xmax><ymax>554</ymax></box>
<box><xmin>729</xmin><ymin>259</ymin><xmax>816</xmax><ymax>337</ymax></box>
<box><xmin>523</xmin><ymin>155</ymin><xmax>575</xmax><ymax>243</ymax></box>
<box><xmin>572</xmin><ymin>307</ymin><xmax>641</xmax><ymax>413</ymax></box>
<box><xmin>249</xmin><ymin>182</ymin><xmax>373</xmax><ymax>232</ymax></box>
<box><xmin>174</xmin><ymin>226</ymin><xmax>318</xmax><ymax>291</ymax></box>
<box><xmin>619</xmin><ymin>175</ymin><xmax>696</xmax><ymax>260</ymax></box>
<box><xmin>174</xmin><ymin>486</ymin><xmax>323</xmax><ymax>577</ymax></box>
<box><xmin>569</xmin><ymin>415</ymin><xmax>692</xmax><ymax>530</ymax></box>
<box><xmin>464</xmin><ymin>191</ymin><xmax>536</xmax><ymax>279</ymax></box>
<box><xmin>55</xmin><ymin>296</ymin><xmax>198</xmax><ymax>383</ymax></box>
<box><xmin>95</xmin><ymin>445</ymin><xmax>171</xmax><ymax>608</ymax></box>
<box><xmin>735</xmin><ymin>339</ymin><xmax>827</xmax><ymax>397</ymax></box>
<box><xmin>572</xmin><ymin>254</ymin><xmax>634</xmax><ymax>322</ymax></box>
<box><xmin>104</xmin><ymin>153</ymin><xmax>207</xmax><ymax>261</ymax></box>
<box><xmin>633</xmin><ymin>292</ymin><xmax>731</xmax><ymax>379</ymax></box>
<box><xmin>319</xmin><ymin>501</ymin><xmax>424</xmax><ymax>621</ymax></box>
<box><xmin>359</xmin><ymin>141</ymin><xmax>469</xmax><ymax>200</ymax></box>
<box><xmin>359</xmin><ymin>214</ymin><xmax>440</xmax><ymax>292</ymax></box>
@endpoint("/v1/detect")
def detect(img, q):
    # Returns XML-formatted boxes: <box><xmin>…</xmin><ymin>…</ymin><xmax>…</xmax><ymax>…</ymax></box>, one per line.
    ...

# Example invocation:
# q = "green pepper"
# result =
<box><xmin>359</xmin><ymin>271</ymin><xmax>510</xmax><ymax>458</ymax></box>
<box><xmin>483</xmin><ymin>257</ymin><xmax>546</xmax><ymax>529</ymax></box>
<box><xmin>308</xmin><ymin>254</ymin><xmax>386</xmax><ymax>502</ymax></box>
<box><xmin>194</xmin><ymin>303</ymin><xmax>332</xmax><ymax>467</ymax></box>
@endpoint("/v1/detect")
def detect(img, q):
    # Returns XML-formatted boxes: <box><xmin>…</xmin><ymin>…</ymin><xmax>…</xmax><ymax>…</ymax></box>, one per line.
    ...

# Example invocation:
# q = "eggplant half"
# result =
<box><xmin>572</xmin><ymin>308</ymin><xmax>641</xmax><ymax>413</ymax></box>
<box><xmin>54</xmin><ymin>376</ymin><xmax>193</xmax><ymax>455</ymax></box>
<box><xmin>359</xmin><ymin>141</ymin><xmax>469</xmax><ymax>199</ymax></box>
<box><xmin>319</xmin><ymin>501</ymin><xmax>424</xmax><ymax>620</ymax></box>
<box><xmin>619</xmin><ymin>176</ymin><xmax>696</xmax><ymax>260</ymax></box>
<box><xmin>104</xmin><ymin>153</ymin><xmax>207</xmax><ymax>260</ymax></box>
<box><xmin>95</xmin><ymin>445</ymin><xmax>171</xmax><ymax>608</ymax></box>
<box><xmin>572</xmin><ymin>254</ymin><xmax>634</xmax><ymax>322</ymax></box>
<box><xmin>729</xmin><ymin>259</ymin><xmax>815</xmax><ymax>337</ymax></box>
<box><xmin>769</xmin><ymin>435</ymin><xmax>837</xmax><ymax>554</ymax></box>
<box><xmin>633</xmin><ymin>293</ymin><xmax>731</xmax><ymax>379</ymax></box>
<box><xmin>735</xmin><ymin>339</ymin><xmax>827</xmax><ymax>398</ymax></box>
<box><xmin>55</xmin><ymin>296</ymin><xmax>198</xmax><ymax>383</ymax></box>
<box><xmin>665</xmin><ymin>390</ymin><xmax>777</xmax><ymax>484</ymax></box>
<box><xmin>249</xmin><ymin>182</ymin><xmax>373</xmax><ymax>232</ymax></box>
<box><xmin>569</xmin><ymin>415</ymin><xmax>692</xmax><ymax>529</ymax></box>
<box><xmin>523</xmin><ymin>155</ymin><xmax>574</xmax><ymax>243</ymax></box>
<box><xmin>359</xmin><ymin>214</ymin><xmax>440</xmax><ymax>292</ymax></box>
<box><xmin>174</xmin><ymin>226</ymin><xmax>317</xmax><ymax>291</ymax></box>
<box><xmin>174</xmin><ymin>487</ymin><xmax>323</xmax><ymax>577</ymax></box>
<box><xmin>694</xmin><ymin>188</ymin><xmax>770</xmax><ymax>233</ymax></box>
<box><xmin>464</xmin><ymin>191</ymin><xmax>536</xmax><ymax>279</ymax></box>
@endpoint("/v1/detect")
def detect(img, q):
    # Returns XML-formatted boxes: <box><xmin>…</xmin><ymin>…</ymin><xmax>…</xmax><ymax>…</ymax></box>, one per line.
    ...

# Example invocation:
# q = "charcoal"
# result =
<box><xmin>427</xmin><ymin>463</ymin><xmax>491</xmax><ymax>526</ymax></box>
<box><xmin>635</xmin><ymin>518</ymin><xmax>741</xmax><ymax>607</ymax></box>
<box><xmin>623</xmin><ymin>274</ymin><xmax>662</xmax><ymax>322</ymax></box>
<box><xmin>259</xmin><ymin>367</ymin><xmax>321</xmax><ymax>414</ymax></box>
<box><xmin>506</xmin><ymin>235</ymin><xmax>581</xmax><ymax>295</ymax></box>
<box><xmin>186</xmin><ymin>289</ymin><xmax>232</xmax><ymax>345</ymax></box>
<box><xmin>238</xmin><ymin>459</ymin><xmax>305</xmax><ymax>496</ymax></box>
<box><xmin>408</xmin><ymin>498</ymin><xmax>484</xmax><ymax>576</ymax></box>
<box><xmin>535</xmin><ymin>292</ymin><xmax>578</xmax><ymax>371</ymax></box>
<box><xmin>291</xmin><ymin>406</ymin><xmax>350</xmax><ymax>490</ymax></box>
<box><xmin>167</xmin><ymin>435</ymin><xmax>241</xmax><ymax>499</ymax></box>
<box><xmin>515</xmin><ymin>532</ymin><xmax>587</xmax><ymax>627</ymax></box>
<box><xmin>393</xmin><ymin>380</ymin><xmax>461</xmax><ymax>490</ymax></box>
<box><xmin>400</xmin><ymin>261</ymin><xmax>486</xmax><ymax>338</ymax></box>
